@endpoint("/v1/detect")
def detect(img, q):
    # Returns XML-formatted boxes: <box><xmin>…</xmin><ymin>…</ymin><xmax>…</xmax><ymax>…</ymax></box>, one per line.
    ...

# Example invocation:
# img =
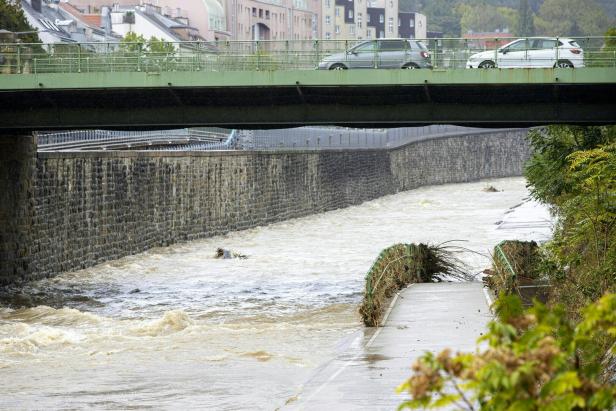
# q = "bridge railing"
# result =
<box><xmin>1</xmin><ymin>36</ymin><xmax>614</xmax><ymax>74</ymax></box>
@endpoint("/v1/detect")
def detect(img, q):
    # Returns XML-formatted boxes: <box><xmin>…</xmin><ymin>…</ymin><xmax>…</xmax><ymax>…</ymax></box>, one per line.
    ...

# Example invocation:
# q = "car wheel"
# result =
<box><xmin>402</xmin><ymin>63</ymin><xmax>420</xmax><ymax>69</ymax></box>
<box><xmin>478</xmin><ymin>60</ymin><xmax>496</xmax><ymax>69</ymax></box>
<box><xmin>555</xmin><ymin>60</ymin><xmax>574</xmax><ymax>68</ymax></box>
<box><xmin>329</xmin><ymin>63</ymin><xmax>347</xmax><ymax>70</ymax></box>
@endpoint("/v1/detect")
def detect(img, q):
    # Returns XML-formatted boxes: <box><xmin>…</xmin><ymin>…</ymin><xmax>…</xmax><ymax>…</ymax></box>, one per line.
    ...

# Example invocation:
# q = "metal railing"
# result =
<box><xmin>1</xmin><ymin>36</ymin><xmax>615</xmax><ymax>74</ymax></box>
<box><xmin>38</xmin><ymin>127</ymin><xmax>234</xmax><ymax>151</ymax></box>
<box><xmin>239</xmin><ymin>125</ymin><xmax>513</xmax><ymax>150</ymax></box>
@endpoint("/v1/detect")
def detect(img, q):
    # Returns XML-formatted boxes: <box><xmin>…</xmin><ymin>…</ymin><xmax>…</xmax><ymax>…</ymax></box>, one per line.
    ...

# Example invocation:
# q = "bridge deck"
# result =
<box><xmin>289</xmin><ymin>282</ymin><xmax>491</xmax><ymax>410</ymax></box>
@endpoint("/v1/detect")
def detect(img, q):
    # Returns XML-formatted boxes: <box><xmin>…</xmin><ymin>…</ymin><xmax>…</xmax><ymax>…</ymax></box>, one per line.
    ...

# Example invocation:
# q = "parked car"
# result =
<box><xmin>317</xmin><ymin>39</ymin><xmax>432</xmax><ymax>70</ymax></box>
<box><xmin>466</xmin><ymin>37</ymin><xmax>584</xmax><ymax>68</ymax></box>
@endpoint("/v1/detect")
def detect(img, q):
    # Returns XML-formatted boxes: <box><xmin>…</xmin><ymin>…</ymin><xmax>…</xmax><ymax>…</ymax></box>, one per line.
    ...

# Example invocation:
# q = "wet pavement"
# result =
<box><xmin>289</xmin><ymin>282</ymin><xmax>491</xmax><ymax>410</ymax></box>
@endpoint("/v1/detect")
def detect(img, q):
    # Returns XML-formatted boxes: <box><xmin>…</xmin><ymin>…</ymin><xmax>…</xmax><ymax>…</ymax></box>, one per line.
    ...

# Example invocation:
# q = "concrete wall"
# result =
<box><xmin>0</xmin><ymin>130</ymin><xmax>530</xmax><ymax>285</ymax></box>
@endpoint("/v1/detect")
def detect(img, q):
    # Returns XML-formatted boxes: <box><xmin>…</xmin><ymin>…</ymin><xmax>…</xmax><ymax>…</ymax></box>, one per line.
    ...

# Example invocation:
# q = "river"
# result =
<box><xmin>0</xmin><ymin>177</ymin><xmax>551</xmax><ymax>410</ymax></box>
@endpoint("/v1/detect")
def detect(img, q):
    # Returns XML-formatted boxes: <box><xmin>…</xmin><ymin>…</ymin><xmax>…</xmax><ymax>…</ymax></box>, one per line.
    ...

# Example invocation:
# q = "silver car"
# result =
<box><xmin>317</xmin><ymin>39</ymin><xmax>432</xmax><ymax>70</ymax></box>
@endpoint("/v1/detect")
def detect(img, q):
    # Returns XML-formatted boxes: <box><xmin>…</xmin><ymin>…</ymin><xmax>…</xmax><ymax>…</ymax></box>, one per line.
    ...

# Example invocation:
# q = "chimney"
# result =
<box><xmin>101</xmin><ymin>6</ymin><xmax>112</xmax><ymax>35</ymax></box>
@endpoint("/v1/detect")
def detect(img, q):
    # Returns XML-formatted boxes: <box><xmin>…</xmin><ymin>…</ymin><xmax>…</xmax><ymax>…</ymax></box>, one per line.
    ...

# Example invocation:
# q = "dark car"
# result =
<box><xmin>317</xmin><ymin>38</ymin><xmax>432</xmax><ymax>70</ymax></box>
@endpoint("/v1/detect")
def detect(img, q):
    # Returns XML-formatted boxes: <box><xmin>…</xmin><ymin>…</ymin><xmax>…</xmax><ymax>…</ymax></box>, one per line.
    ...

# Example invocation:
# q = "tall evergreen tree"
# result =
<box><xmin>0</xmin><ymin>0</ymin><xmax>39</xmax><ymax>43</ymax></box>
<box><xmin>517</xmin><ymin>0</ymin><xmax>534</xmax><ymax>36</ymax></box>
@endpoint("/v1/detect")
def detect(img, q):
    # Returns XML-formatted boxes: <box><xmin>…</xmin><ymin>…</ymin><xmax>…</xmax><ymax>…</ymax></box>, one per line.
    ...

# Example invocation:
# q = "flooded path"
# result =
<box><xmin>0</xmin><ymin>177</ymin><xmax>550</xmax><ymax>409</ymax></box>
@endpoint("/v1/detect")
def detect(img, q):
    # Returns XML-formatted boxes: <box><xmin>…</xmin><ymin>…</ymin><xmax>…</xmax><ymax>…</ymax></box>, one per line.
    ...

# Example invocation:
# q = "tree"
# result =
<box><xmin>517</xmin><ymin>0</ymin><xmax>535</xmax><ymax>36</ymax></box>
<box><xmin>535</xmin><ymin>0</ymin><xmax>610</xmax><ymax>36</ymax></box>
<box><xmin>147</xmin><ymin>36</ymin><xmax>175</xmax><ymax>55</ymax></box>
<box><xmin>120</xmin><ymin>31</ymin><xmax>146</xmax><ymax>53</ymax></box>
<box><xmin>606</xmin><ymin>27</ymin><xmax>616</xmax><ymax>49</ymax></box>
<box><xmin>0</xmin><ymin>0</ymin><xmax>40</xmax><ymax>43</ymax></box>
<box><xmin>458</xmin><ymin>3</ymin><xmax>512</xmax><ymax>34</ymax></box>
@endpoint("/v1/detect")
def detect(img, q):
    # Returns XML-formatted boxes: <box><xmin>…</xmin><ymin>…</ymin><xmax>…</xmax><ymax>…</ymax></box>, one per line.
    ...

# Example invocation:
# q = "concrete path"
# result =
<box><xmin>288</xmin><ymin>282</ymin><xmax>492</xmax><ymax>410</ymax></box>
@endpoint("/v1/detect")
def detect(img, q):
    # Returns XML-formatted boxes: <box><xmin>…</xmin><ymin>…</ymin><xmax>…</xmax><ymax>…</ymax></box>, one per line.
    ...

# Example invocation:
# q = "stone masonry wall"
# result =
<box><xmin>1</xmin><ymin>130</ymin><xmax>530</xmax><ymax>284</ymax></box>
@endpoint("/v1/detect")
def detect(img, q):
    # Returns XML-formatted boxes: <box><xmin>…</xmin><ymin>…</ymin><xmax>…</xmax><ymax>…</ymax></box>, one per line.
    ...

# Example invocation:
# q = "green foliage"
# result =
<box><xmin>148</xmin><ymin>36</ymin><xmax>175</xmax><ymax>55</ymax></box>
<box><xmin>458</xmin><ymin>3</ymin><xmax>512</xmax><ymax>34</ymax></box>
<box><xmin>524</xmin><ymin>126</ymin><xmax>614</xmax><ymax>206</ymax></box>
<box><xmin>535</xmin><ymin>0</ymin><xmax>611</xmax><ymax>36</ymax></box>
<box><xmin>120</xmin><ymin>31</ymin><xmax>146</xmax><ymax>53</ymax></box>
<box><xmin>517</xmin><ymin>0</ymin><xmax>535</xmax><ymax>36</ymax></box>
<box><xmin>524</xmin><ymin>126</ymin><xmax>615</xmax><ymax>317</ymax></box>
<box><xmin>398</xmin><ymin>293</ymin><xmax>616</xmax><ymax>410</ymax></box>
<box><xmin>606</xmin><ymin>27</ymin><xmax>616</xmax><ymax>49</ymax></box>
<box><xmin>0</xmin><ymin>0</ymin><xmax>40</xmax><ymax>43</ymax></box>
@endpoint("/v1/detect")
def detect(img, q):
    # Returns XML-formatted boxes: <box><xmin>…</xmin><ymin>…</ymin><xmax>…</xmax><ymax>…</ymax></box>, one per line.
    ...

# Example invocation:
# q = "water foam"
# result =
<box><xmin>132</xmin><ymin>310</ymin><xmax>194</xmax><ymax>337</ymax></box>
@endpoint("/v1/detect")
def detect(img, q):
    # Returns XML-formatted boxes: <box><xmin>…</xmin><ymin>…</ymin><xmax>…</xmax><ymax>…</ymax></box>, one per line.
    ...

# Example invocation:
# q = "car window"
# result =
<box><xmin>531</xmin><ymin>39</ymin><xmax>557</xmax><ymax>49</ymax></box>
<box><xmin>569</xmin><ymin>40</ymin><xmax>580</xmax><ymax>47</ymax></box>
<box><xmin>352</xmin><ymin>41</ymin><xmax>376</xmax><ymax>53</ymax></box>
<box><xmin>413</xmin><ymin>41</ymin><xmax>428</xmax><ymax>51</ymax></box>
<box><xmin>379</xmin><ymin>40</ymin><xmax>406</xmax><ymax>51</ymax></box>
<box><xmin>506</xmin><ymin>40</ymin><xmax>528</xmax><ymax>51</ymax></box>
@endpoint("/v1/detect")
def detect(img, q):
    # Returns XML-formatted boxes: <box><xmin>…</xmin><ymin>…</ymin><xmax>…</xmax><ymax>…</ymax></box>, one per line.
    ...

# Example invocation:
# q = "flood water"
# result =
<box><xmin>0</xmin><ymin>177</ymin><xmax>551</xmax><ymax>410</ymax></box>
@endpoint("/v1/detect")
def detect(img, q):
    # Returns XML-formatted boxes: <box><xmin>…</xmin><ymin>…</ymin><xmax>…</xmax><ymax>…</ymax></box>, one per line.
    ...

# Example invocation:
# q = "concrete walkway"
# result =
<box><xmin>288</xmin><ymin>282</ymin><xmax>492</xmax><ymax>410</ymax></box>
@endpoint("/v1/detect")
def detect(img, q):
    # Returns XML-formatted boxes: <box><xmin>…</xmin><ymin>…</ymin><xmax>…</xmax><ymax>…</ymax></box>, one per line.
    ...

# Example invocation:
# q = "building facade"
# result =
<box><xmin>225</xmin><ymin>0</ymin><xmax>319</xmax><ymax>41</ymax></box>
<box><xmin>321</xmin><ymin>0</ymin><xmax>425</xmax><ymax>41</ymax></box>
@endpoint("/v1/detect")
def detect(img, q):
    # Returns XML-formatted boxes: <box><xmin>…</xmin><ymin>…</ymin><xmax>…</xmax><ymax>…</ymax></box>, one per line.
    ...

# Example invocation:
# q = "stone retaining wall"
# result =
<box><xmin>1</xmin><ymin>130</ymin><xmax>530</xmax><ymax>285</ymax></box>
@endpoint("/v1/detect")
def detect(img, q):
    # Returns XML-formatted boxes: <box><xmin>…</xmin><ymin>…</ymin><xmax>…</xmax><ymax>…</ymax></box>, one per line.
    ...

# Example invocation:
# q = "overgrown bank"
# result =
<box><xmin>359</xmin><ymin>243</ymin><xmax>467</xmax><ymax>327</ymax></box>
<box><xmin>398</xmin><ymin>125</ymin><xmax>616</xmax><ymax>409</ymax></box>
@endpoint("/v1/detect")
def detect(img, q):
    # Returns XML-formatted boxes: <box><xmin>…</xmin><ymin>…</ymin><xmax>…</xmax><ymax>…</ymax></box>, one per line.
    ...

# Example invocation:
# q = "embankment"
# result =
<box><xmin>1</xmin><ymin>129</ymin><xmax>530</xmax><ymax>284</ymax></box>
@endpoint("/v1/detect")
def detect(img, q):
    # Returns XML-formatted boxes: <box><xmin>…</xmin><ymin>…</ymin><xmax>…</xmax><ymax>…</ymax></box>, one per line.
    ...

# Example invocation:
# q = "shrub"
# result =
<box><xmin>398</xmin><ymin>293</ymin><xmax>616</xmax><ymax>410</ymax></box>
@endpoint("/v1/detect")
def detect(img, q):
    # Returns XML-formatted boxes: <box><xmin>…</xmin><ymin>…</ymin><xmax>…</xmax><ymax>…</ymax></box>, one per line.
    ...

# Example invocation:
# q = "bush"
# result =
<box><xmin>398</xmin><ymin>293</ymin><xmax>616</xmax><ymax>410</ymax></box>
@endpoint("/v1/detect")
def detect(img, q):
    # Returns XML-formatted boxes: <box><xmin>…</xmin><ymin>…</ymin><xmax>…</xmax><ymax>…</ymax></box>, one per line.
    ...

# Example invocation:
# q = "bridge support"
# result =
<box><xmin>0</xmin><ymin>134</ymin><xmax>36</xmax><ymax>285</ymax></box>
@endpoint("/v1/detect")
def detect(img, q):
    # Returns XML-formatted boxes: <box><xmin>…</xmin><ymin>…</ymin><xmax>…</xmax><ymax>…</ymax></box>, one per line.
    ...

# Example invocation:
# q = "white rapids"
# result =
<box><xmin>0</xmin><ymin>177</ymin><xmax>551</xmax><ymax>410</ymax></box>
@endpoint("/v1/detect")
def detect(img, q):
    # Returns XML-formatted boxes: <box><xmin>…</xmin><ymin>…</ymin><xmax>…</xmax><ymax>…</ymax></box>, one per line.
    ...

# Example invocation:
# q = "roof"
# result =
<box><xmin>59</xmin><ymin>2</ymin><xmax>102</xmax><ymax>28</ymax></box>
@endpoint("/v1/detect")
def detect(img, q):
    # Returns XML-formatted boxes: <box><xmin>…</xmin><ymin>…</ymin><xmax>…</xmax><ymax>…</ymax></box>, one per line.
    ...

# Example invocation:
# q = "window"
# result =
<box><xmin>325</xmin><ymin>0</ymin><xmax>330</xmax><ymax>7</ymax></box>
<box><xmin>335</xmin><ymin>25</ymin><xmax>340</xmax><ymax>34</ymax></box>
<box><xmin>348</xmin><ymin>9</ymin><xmax>353</xmax><ymax>19</ymax></box>
<box><xmin>409</xmin><ymin>19</ymin><xmax>414</xmax><ymax>28</ymax></box>
<box><xmin>389</xmin><ymin>0</ymin><xmax>393</xmax><ymax>7</ymax></box>
<box><xmin>357</xmin><ymin>12</ymin><xmax>362</xmax><ymax>28</ymax></box>
<box><xmin>326</xmin><ymin>15</ymin><xmax>331</xmax><ymax>25</ymax></box>
<box><xmin>379</xmin><ymin>39</ymin><xmax>405</xmax><ymax>50</ymax></box>
<box><xmin>258</xmin><ymin>8</ymin><xmax>263</xmax><ymax>18</ymax></box>
<box><xmin>349</xmin><ymin>25</ymin><xmax>355</xmax><ymax>34</ymax></box>
<box><xmin>252</xmin><ymin>7</ymin><xmax>256</xmax><ymax>16</ymax></box>
<box><xmin>379</xmin><ymin>14</ymin><xmax>384</xmax><ymax>23</ymax></box>
<box><xmin>398</xmin><ymin>17</ymin><xmax>400</xmax><ymax>27</ymax></box>
<box><xmin>353</xmin><ymin>41</ymin><xmax>376</xmax><ymax>52</ymax></box>
<box><xmin>366</xmin><ymin>30</ymin><xmax>371</xmax><ymax>39</ymax></box>
<box><xmin>506</xmin><ymin>40</ymin><xmax>528</xmax><ymax>51</ymax></box>
<box><xmin>367</xmin><ymin>13</ymin><xmax>370</xmax><ymax>23</ymax></box>
<box><xmin>326</xmin><ymin>32</ymin><xmax>331</xmax><ymax>39</ymax></box>
<box><xmin>335</xmin><ymin>7</ymin><xmax>340</xmax><ymax>16</ymax></box>
<box><xmin>388</xmin><ymin>17</ymin><xmax>393</xmax><ymax>33</ymax></box>
<box><xmin>265</xmin><ymin>10</ymin><xmax>270</xmax><ymax>19</ymax></box>
<box><xmin>379</xmin><ymin>30</ymin><xmax>384</xmax><ymax>38</ymax></box>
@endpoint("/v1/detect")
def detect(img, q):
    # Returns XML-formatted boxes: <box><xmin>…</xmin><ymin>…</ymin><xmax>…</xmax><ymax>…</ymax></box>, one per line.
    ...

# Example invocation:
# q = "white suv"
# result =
<box><xmin>466</xmin><ymin>37</ymin><xmax>584</xmax><ymax>68</ymax></box>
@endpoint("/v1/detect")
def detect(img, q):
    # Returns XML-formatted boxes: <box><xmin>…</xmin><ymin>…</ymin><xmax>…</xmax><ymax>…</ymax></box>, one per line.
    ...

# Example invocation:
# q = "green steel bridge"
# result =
<box><xmin>1</xmin><ymin>37</ymin><xmax>615</xmax><ymax>131</ymax></box>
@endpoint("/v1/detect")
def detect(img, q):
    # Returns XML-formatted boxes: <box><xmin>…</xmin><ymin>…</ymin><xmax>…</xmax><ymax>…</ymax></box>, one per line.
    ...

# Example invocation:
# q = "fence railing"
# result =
<box><xmin>1</xmin><ymin>36</ymin><xmax>615</xmax><ymax>75</ymax></box>
<box><xmin>491</xmin><ymin>240</ymin><xmax>550</xmax><ymax>305</ymax></box>
<box><xmin>239</xmin><ymin>125</ymin><xmax>516</xmax><ymax>150</ymax></box>
<box><xmin>37</xmin><ymin>128</ymin><xmax>235</xmax><ymax>151</ymax></box>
